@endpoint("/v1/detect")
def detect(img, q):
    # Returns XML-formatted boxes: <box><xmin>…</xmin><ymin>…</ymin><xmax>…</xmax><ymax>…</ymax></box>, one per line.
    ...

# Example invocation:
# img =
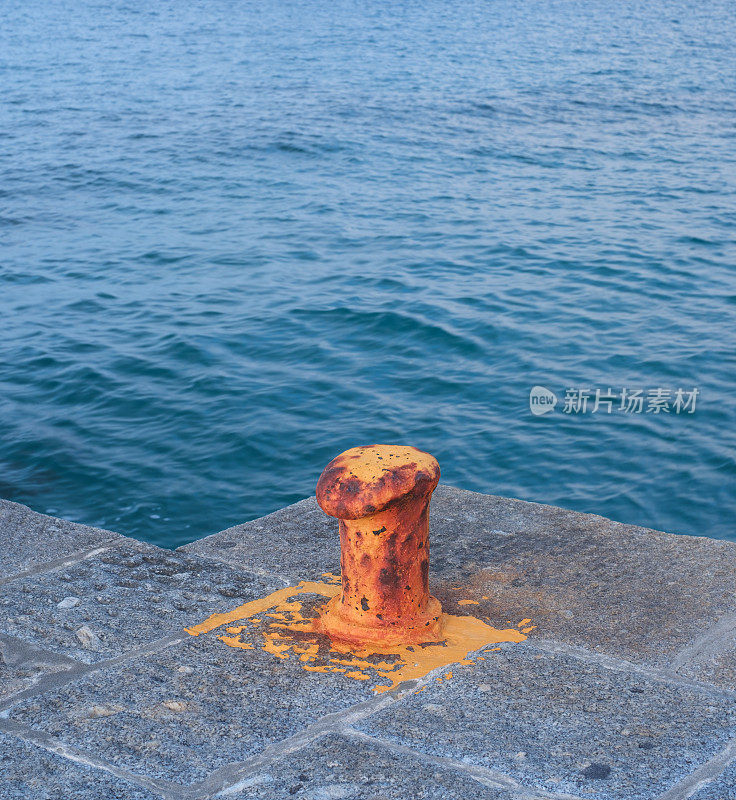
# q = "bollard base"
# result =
<box><xmin>317</xmin><ymin>594</ymin><xmax>444</xmax><ymax>647</ymax></box>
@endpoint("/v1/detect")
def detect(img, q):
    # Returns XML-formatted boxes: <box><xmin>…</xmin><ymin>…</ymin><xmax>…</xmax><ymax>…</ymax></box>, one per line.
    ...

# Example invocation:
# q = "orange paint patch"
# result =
<box><xmin>217</xmin><ymin>635</ymin><xmax>253</xmax><ymax>650</ymax></box>
<box><xmin>457</xmin><ymin>599</ymin><xmax>480</xmax><ymax>606</ymax></box>
<box><xmin>345</xmin><ymin>671</ymin><xmax>372</xmax><ymax>680</ymax></box>
<box><xmin>186</xmin><ymin>581</ymin><xmax>531</xmax><ymax>693</ymax></box>
<box><xmin>185</xmin><ymin>581</ymin><xmax>339</xmax><ymax>636</ymax></box>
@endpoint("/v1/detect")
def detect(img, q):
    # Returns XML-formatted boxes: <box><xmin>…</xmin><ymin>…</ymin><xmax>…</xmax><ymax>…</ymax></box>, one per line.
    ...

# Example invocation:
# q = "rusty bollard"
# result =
<box><xmin>315</xmin><ymin>444</ymin><xmax>443</xmax><ymax>646</ymax></box>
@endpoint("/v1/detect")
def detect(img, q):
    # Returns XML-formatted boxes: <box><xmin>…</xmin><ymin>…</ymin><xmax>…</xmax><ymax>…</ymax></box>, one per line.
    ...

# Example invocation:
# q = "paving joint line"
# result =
<box><xmin>177</xmin><ymin>549</ymin><xmax>293</xmax><ymax>588</ymax></box>
<box><xmin>1</xmin><ymin>662</ymin><xmax>414</xmax><ymax>800</ymax></box>
<box><xmin>671</xmin><ymin>611</ymin><xmax>736</xmax><ymax>672</ymax></box>
<box><xmin>0</xmin><ymin>538</ymin><xmax>123</xmax><ymax>588</ymax></box>
<box><xmin>529</xmin><ymin>638</ymin><xmax>736</xmax><ymax>700</ymax></box>
<box><xmin>185</xmin><ymin>681</ymin><xmax>416</xmax><ymax>799</ymax></box>
<box><xmin>654</xmin><ymin>733</ymin><xmax>736</xmax><ymax>800</ymax></box>
<box><xmin>0</xmin><ymin>632</ymin><xmax>81</xmax><ymax>670</ymax></box>
<box><xmin>341</xmin><ymin>728</ymin><xmax>589</xmax><ymax>800</ymax></box>
<box><xmin>0</xmin><ymin>716</ymin><xmax>183</xmax><ymax>800</ymax></box>
<box><xmin>189</xmin><ymin>647</ymin><xmax>553</xmax><ymax>799</ymax></box>
<box><xmin>0</xmin><ymin>632</ymin><xmax>188</xmax><ymax>714</ymax></box>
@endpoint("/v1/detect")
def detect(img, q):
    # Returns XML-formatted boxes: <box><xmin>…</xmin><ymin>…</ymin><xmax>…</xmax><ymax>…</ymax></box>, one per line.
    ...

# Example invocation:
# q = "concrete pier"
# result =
<box><xmin>1</xmin><ymin>486</ymin><xmax>735</xmax><ymax>799</ymax></box>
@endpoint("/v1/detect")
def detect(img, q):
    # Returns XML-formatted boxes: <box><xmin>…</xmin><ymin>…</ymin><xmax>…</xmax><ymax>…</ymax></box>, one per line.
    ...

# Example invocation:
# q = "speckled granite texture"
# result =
<box><xmin>1</xmin><ymin>487</ymin><xmax>735</xmax><ymax>799</ymax></box>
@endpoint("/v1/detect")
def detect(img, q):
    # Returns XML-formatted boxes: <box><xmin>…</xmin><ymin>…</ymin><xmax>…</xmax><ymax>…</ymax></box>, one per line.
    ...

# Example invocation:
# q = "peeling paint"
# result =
<box><xmin>315</xmin><ymin>444</ymin><xmax>443</xmax><ymax>647</ymax></box>
<box><xmin>186</xmin><ymin>580</ymin><xmax>531</xmax><ymax>693</ymax></box>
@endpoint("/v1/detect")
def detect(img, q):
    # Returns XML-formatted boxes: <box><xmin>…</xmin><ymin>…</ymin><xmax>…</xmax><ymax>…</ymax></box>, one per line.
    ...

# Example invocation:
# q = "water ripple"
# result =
<box><xmin>1</xmin><ymin>0</ymin><xmax>735</xmax><ymax>547</ymax></box>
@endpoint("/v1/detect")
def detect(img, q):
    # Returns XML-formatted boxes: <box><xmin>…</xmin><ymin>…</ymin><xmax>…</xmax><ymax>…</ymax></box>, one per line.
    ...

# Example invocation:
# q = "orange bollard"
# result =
<box><xmin>315</xmin><ymin>444</ymin><xmax>443</xmax><ymax>646</ymax></box>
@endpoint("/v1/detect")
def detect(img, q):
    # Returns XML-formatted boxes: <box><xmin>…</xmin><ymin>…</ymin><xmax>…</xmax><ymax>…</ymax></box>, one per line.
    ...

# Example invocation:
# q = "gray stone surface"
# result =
<box><xmin>0</xmin><ymin>541</ymin><xmax>279</xmax><ymax>664</ymax></box>
<box><xmin>427</xmin><ymin>486</ymin><xmax>736</xmax><ymax>669</ymax></box>
<box><xmin>674</xmin><ymin>617</ymin><xmax>736</xmax><ymax>691</ymax></box>
<box><xmin>355</xmin><ymin>641</ymin><xmax>736</xmax><ymax>800</ymax></box>
<box><xmin>0</xmin><ymin>499</ymin><xmax>121</xmax><ymax>582</ymax></box>
<box><xmin>7</xmin><ymin>624</ymin><xmax>377</xmax><ymax>786</ymax></box>
<box><xmin>690</xmin><ymin>759</ymin><xmax>736</xmax><ymax>800</ymax></box>
<box><xmin>222</xmin><ymin>733</ymin><xmax>526</xmax><ymax>799</ymax></box>
<box><xmin>181</xmin><ymin>497</ymin><xmax>339</xmax><ymax>581</ymax></box>
<box><xmin>684</xmin><ymin>650</ymin><xmax>736</xmax><ymax>694</ymax></box>
<box><xmin>0</xmin><ymin>730</ymin><xmax>160</xmax><ymax>800</ymax></box>
<box><xmin>0</xmin><ymin>634</ymin><xmax>78</xmax><ymax>703</ymax></box>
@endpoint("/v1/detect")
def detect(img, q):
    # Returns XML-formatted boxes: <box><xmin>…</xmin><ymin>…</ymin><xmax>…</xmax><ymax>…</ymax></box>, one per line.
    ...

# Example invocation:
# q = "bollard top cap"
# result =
<box><xmin>316</xmin><ymin>444</ymin><xmax>440</xmax><ymax>520</ymax></box>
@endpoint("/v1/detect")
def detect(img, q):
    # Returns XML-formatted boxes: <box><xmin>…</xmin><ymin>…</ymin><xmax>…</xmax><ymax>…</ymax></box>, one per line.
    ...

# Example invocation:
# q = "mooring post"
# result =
<box><xmin>315</xmin><ymin>444</ymin><xmax>443</xmax><ymax>646</ymax></box>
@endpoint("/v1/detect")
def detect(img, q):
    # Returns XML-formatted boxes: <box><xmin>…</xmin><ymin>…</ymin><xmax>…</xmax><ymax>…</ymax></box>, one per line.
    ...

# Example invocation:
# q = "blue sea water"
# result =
<box><xmin>1</xmin><ymin>0</ymin><xmax>735</xmax><ymax>548</ymax></box>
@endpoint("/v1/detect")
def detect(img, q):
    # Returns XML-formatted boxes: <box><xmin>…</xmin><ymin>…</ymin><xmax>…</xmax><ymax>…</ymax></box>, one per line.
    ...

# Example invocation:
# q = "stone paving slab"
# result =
<box><xmin>354</xmin><ymin>641</ymin><xmax>736</xmax><ymax>800</ymax></box>
<box><xmin>221</xmin><ymin>732</ymin><xmax>531</xmax><ymax>800</ymax></box>
<box><xmin>184</xmin><ymin>487</ymin><xmax>736</xmax><ymax>672</ymax></box>
<box><xmin>0</xmin><ymin>729</ymin><xmax>160</xmax><ymax>800</ymax></box>
<box><xmin>0</xmin><ymin>499</ymin><xmax>122</xmax><ymax>582</ymax></box>
<box><xmin>427</xmin><ymin>487</ymin><xmax>736</xmax><ymax>670</ymax></box>
<box><xmin>6</xmin><ymin>625</ymin><xmax>379</xmax><ymax>787</ymax></box>
<box><xmin>181</xmin><ymin>497</ymin><xmax>338</xmax><ymax>581</ymax></box>
<box><xmin>0</xmin><ymin>541</ymin><xmax>280</xmax><ymax>664</ymax></box>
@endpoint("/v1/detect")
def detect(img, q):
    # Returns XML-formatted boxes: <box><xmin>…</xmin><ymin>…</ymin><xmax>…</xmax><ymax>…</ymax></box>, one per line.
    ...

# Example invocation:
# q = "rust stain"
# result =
<box><xmin>315</xmin><ymin>444</ymin><xmax>443</xmax><ymax>646</ymax></box>
<box><xmin>186</xmin><ymin>580</ymin><xmax>530</xmax><ymax>693</ymax></box>
<box><xmin>316</xmin><ymin>444</ymin><xmax>440</xmax><ymax>521</ymax></box>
